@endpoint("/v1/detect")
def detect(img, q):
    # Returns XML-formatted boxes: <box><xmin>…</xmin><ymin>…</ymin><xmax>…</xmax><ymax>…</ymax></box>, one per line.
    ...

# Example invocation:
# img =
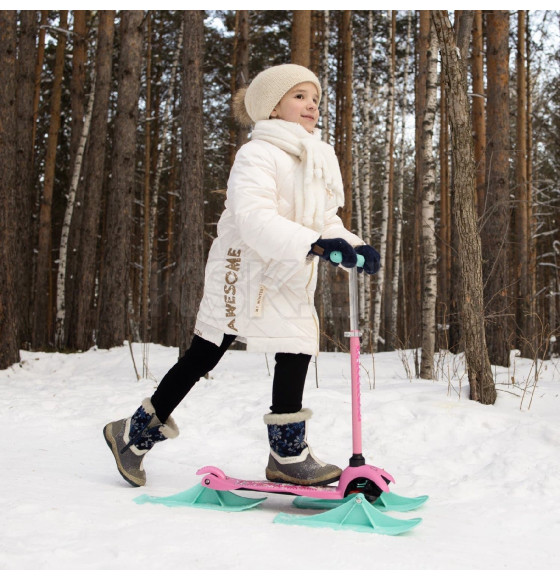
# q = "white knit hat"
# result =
<box><xmin>235</xmin><ymin>64</ymin><xmax>322</xmax><ymax>126</ymax></box>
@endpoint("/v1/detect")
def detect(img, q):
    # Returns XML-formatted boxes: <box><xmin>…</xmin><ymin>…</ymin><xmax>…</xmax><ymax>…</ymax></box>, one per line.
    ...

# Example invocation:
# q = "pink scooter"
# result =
<box><xmin>137</xmin><ymin>253</ymin><xmax>427</xmax><ymax>534</ymax></box>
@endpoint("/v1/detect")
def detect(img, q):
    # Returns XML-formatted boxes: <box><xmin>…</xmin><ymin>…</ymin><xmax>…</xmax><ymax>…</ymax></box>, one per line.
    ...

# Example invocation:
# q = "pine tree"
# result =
<box><xmin>432</xmin><ymin>9</ymin><xmax>496</xmax><ymax>404</ymax></box>
<box><xmin>98</xmin><ymin>11</ymin><xmax>144</xmax><ymax>349</ymax></box>
<box><xmin>0</xmin><ymin>10</ymin><xmax>20</xmax><ymax>368</ymax></box>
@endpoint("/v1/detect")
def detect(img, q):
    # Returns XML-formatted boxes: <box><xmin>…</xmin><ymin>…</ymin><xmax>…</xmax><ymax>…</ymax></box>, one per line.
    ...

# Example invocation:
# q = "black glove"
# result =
<box><xmin>355</xmin><ymin>245</ymin><xmax>381</xmax><ymax>275</ymax></box>
<box><xmin>309</xmin><ymin>238</ymin><xmax>357</xmax><ymax>268</ymax></box>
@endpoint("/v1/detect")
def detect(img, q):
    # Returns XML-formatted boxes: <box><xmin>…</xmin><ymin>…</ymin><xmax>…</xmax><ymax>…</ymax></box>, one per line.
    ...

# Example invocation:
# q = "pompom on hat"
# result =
<box><xmin>233</xmin><ymin>64</ymin><xmax>321</xmax><ymax>127</ymax></box>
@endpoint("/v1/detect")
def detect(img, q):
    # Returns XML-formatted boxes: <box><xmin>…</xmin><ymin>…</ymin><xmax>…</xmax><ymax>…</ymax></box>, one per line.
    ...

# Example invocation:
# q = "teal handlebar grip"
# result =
<box><xmin>329</xmin><ymin>251</ymin><xmax>365</xmax><ymax>269</ymax></box>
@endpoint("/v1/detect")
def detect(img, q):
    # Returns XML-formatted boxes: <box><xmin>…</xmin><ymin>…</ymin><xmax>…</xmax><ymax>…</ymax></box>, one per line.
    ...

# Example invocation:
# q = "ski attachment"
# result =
<box><xmin>274</xmin><ymin>493</ymin><xmax>422</xmax><ymax>535</ymax></box>
<box><xmin>292</xmin><ymin>490</ymin><xmax>429</xmax><ymax>513</ymax></box>
<box><xmin>134</xmin><ymin>483</ymin><xmax>267</xmax><ymax>512</ymax></box>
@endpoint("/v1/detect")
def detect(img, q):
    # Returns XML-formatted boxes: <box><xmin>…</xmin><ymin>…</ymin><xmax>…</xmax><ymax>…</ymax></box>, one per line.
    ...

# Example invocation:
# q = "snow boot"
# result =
<box><xmin>264</xmin><ymin>408</ymin><xmax>342</xmax><ymax>486</ymax></box>
<box><xmin>103</xmin><ymin>398</ymin><xmax>179</xmax><ymax>487</ymax></box>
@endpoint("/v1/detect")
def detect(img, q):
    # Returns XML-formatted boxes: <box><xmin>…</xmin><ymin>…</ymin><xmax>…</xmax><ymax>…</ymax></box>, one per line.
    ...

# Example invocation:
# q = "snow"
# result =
<box><xmin>1</xmin><ymin>343</ymin><xmax>560</xmax><ymax>570</ymax></box>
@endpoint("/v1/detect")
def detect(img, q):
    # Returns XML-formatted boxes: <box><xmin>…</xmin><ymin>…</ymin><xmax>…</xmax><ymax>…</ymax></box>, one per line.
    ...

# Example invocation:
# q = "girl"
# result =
<box><xmin>104</xmin><ymin>64</ymin><xmax>380</xmax><ymax>488</ymax></box>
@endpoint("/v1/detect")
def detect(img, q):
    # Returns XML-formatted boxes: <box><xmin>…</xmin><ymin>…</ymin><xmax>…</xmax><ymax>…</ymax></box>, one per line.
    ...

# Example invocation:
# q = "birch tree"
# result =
<box><xmin>411</xmin><ymin>11</ymin><xmax>431</xmax><ymax>373</ymax></box>
<box><xmin>358</xmin><ymin>10</ymin><xmax>375</xmax><ymax>348</ymax></box>
<box><xmin>419</xmin><ymin>20</ymin><xmax>438</xmax><ymax>379</ymax></box>
<box><xmin>55</xmin><ymin>71</ymin><xmax>96</xmax><ymax>349</ymax></box>
<box><xmin>372</xmin><ymin>10</ymin><xmax>395</xmax><ymax>352</ymax></box>
<box><xmin>337</xmin><ymin>10</ymin><xmax>353</xmax><ymax>228</ymax></box>
<box><xmin>69</xmin><ymin>11</ymin><xmax>115</xmax><ymax>351</ymax></box>
<box><xmin>33</xmin><ymin>10</ymin><xmax>68</xmax><ymax>349</ymax></box>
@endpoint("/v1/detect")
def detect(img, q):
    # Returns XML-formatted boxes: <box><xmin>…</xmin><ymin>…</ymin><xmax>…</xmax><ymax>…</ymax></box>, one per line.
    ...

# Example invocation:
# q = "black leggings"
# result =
<box><xmin>150</xmin><ymin>334</ymin><xmax>312</xmax><ymax>423</ymax></box>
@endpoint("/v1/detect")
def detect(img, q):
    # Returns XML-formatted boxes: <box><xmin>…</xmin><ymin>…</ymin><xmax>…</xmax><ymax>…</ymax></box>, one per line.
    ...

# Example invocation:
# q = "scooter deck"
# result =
<box><xmin>197</xmin><ymin>465</ymin><xmax>346</xmax><ymax>499</ymax></box>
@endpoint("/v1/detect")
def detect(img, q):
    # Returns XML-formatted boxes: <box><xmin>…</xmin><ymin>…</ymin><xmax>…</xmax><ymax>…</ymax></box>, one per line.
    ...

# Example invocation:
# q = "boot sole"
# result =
<box><xmin>265</xmin><ymin>467</ymin><xmax>342</xmax><ymax>487</ymax></box>
<box><xmin>103</xmin><ymin>425</ymin><xmax>144</xmax><ymax>487</ymax></box>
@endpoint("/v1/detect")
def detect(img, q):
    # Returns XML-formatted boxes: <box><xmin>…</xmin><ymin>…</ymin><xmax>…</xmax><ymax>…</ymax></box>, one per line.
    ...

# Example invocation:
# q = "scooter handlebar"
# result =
<box><xmin>329</xmin><ymin>250</ymin><xmax>365</xmax><ymax>269</ymax></box>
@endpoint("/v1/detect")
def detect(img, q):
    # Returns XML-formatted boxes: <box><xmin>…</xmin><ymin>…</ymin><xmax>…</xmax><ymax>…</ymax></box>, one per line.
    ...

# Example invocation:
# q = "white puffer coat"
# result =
<box><xmin>194</xmin><ymin>121</ymin><xmax>363</xmax><ymax>356</ymax></box>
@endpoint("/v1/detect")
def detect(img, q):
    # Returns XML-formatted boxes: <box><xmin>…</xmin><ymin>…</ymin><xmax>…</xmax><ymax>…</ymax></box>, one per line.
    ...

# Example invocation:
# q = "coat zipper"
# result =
<box><xmin>306</xmin><ymin>259</ymin><xmax>320</xmax><ymax>355</ymax></box>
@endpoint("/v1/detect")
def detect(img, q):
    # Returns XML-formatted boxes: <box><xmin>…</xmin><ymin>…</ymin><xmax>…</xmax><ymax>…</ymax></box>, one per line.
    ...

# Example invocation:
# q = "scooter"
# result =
<box><xmin>136</xmin><ymin>252</ymin><xmax>428</xmax><ymax>534</ymax></box>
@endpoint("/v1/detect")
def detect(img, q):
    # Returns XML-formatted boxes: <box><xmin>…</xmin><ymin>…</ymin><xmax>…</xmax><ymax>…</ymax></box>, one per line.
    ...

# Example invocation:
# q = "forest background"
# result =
<box><xmin>0</xmin><ymin>10</ymin><xmax>559</xmax><ymax>406</ymax></box>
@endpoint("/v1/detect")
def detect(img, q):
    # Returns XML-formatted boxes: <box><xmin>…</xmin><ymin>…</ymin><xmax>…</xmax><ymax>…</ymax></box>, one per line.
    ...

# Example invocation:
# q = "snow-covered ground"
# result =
<box><xmin>1</xmin><ymin>342</ymin><xmax>559</xmax><ymax>570</ymax></box>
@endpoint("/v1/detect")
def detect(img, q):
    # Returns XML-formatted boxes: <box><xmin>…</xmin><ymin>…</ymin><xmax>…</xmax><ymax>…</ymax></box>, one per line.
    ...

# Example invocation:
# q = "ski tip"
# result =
<box><xmin>375</xmin><ymin>492</ymin><xmax>429</xmax><ymax>512</ymax></box>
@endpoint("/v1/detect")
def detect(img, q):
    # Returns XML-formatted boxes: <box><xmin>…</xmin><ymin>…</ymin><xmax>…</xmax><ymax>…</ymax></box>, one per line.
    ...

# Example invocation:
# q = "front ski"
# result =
<box><xmin>292</xmin><ymin>490</ymin><xmax>428</xmax><ymax>512</ymax></box>
<box><xmin>275</xmin><ymin>493</ymin><xmax>422</xmax><ymax>535</ymax></box>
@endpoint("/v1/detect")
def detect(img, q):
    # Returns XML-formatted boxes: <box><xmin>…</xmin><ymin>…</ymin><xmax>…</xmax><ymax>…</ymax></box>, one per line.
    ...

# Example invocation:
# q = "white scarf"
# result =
<box><xmin>251</xmin><ymin>119</ymin><xmax>345</xmax><ymax>232</ymax></box>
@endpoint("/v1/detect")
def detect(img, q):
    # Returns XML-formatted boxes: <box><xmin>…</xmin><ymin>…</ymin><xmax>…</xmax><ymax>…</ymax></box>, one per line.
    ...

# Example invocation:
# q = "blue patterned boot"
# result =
<box><xmin>103</xmin><ymin>398</ymin><xmax>179</xmax><ymax>487</ymax></box>
<box><xmin>264</xmin><ymin>408</ymin><xmax>341</xmax><ymax>486</ymax></box>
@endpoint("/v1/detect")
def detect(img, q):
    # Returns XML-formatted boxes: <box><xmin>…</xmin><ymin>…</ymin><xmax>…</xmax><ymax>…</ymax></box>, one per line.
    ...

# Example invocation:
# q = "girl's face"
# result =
<box><xmin>270</xmin><ymin>82</ymin><xmax>319</xmax><ymax>133</ymax></box>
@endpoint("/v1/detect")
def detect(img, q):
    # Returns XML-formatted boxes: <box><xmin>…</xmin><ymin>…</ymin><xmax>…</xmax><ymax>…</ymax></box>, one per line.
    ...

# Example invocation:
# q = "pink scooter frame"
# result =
<box><xmin>197</xmin><ymin>256</ymin><xmax>396</xmax><ymax>501</ymax></box>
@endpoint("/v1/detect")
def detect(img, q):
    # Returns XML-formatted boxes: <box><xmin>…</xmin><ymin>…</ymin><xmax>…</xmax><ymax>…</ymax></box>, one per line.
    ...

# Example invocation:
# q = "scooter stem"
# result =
<box><xmin>327</xmin><ymin>250</ymin><xmax>366</xmax><ymax>465</ymax></box>
<box><xmin>347</xmin><ymin>266</ymin><xmax>364</xmax><ymax>463</ymax></box>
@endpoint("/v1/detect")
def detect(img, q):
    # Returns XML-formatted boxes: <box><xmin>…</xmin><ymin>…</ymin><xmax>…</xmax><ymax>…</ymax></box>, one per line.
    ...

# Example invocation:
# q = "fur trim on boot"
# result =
<box><xmin>103</xmin><ymin>398</ymin><xmax>179</xmax><ymax>487</ymax></box>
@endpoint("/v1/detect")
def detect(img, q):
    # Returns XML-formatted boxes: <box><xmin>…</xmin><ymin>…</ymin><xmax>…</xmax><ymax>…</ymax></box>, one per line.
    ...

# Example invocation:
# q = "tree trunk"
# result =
<box><xmin>358</xmin><ymin>10</ymin><xmax>375</xmax><ymax>350</ymax></box>
<box><xmin>431</xmin><ymin>10</ymin><xmax>496</xmax><ymax>405</ymax></box>
<box><xmin>142</xmin><ymin>12</ymin><xmax>153</xmax><ymax>348</ymax></box>
<box><xmin>291</xmin><ymin>10</ymin><xmax>311</xmax><ymax>67</ymax></box>
<box><xmin>316</xmin><ymin>10</ymin><xmax>335</xmax><ymax>351</ymax></box>
<box><xmin>391</xmin><ymin>11</ymin><xmax>412</xmax><ymax>352</ymax></box>
<box><xmin>31</xmin><ymin>11</ymin><xmax>48</xmax><ymax>169</ymax></box>
<box><xmin>338</xmin><ymin>10</ymin><xmax>353</xmax><ymax>228</ymax></box>
<box><xmin>62</xmin><ymin>10</ymin><xmax>88</xmax><ymax>350</ymax></box>
<box><xmin>372</xmin><ymin>10</ymin><xmax>395</xmax><ymax>353</ymax></box>
<box><xmin>329</xmin><ymin>11</ymin><xmax>353</xmax><ymax>350</ymax></box>
<box><xmin>471</xmin><ymin>10</ymin><xmax>486</xmax><ymax>218</ymax></box>
<box><xmin>319</xmin><ymin>10</ymin><xmax>330</xmax><ymax>139</ymax></box>
<box><xmin>144</xmin><ymin>24</ymin><xmax>183</xmax><ymax>355</ymax></box>
<box><xmin>69</xmin><ymin>11</ymin><xmax>115</xmax><ymax>351</ymax></box>
<box><xmin>178</xmin><ymin>10</ymin><xmax>205</xmax><ymax>355</ymax></box>
<box><xmin>33</xmin><ymin>10</ymin><xmax>68</xmax><ymax>349</ymax></box>
<box><xmin>15</xmin><ymin>10</ymin><xmax>37</xmax><ymax>348</ymax></box>
<box><xmin>411</xmin><ymin>11</ymin><xmax>431</xmax><ymax>373</ymax></box>
<box><xmin>55</xmin><ymin>67</ymin><xmax>96</xmax><ymax>350</ymax></box>
<box><xmin>515</xmin><ymin>10</ymin><xmax>533</xmax><ymax>357</ymax></box>
<box><xmin>98</xmin><ymin>10</ymin><xmax>144</xmax><ymax>349</ymax></box>
<box><xmin>525</xmin><ymin>12</ymin><xmax>537</xmax><ymax>356</ymax></box>
<box><xmin>229</xmin><ymin>9</ymin><xmax>250</xmax><ymax>166</ymax></box>
<box><xmin>162</xmin><ymin>122</ymin><xmax>179</xmax><ymax>347</ymax></box>
<box><xmin>438</xmin><ymin>73</ymin><xmax>451</xmax><ymax>351</ymax></box>
<box><xmin>482</xmin><ymin>10</ymin><xmax>511</xmax><ymax>367</ymax></box>
<box><xmin>383</xmin><ymin>11</ymin><xmax>397</xmax><ymax>351</ymax></box>
<box><xmin>420</xmin><ymin>22</ymin><xmax>438</xmax><ymax>379</ymax></box>
<box><xmin>69</xmin><ymin>11</ymin><xmax>87</xmax><ymax>172</ymax></box>
<box><xmin>0</xmin><ymin>10</ymin><xmax>20</xmax><ymax>368</ymax></box>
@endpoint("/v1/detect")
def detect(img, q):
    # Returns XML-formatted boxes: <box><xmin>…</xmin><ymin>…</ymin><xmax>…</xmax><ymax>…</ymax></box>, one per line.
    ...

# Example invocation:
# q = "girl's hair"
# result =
<box><xmin>232</xmin><ymin>87</ymin><xmax>253</xmax><ymax>127</ymax></box>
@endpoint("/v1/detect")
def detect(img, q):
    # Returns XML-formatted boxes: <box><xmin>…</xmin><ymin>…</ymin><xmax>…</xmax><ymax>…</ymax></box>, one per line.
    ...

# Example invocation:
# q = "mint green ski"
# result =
<box><xmin>275</xmin><ymin>493</ymin><xmax>422</xmax><ymax>535</ymax></box>
<box><xmin>292</xmin><ymin>490</ymin><xmax>429</xmax><ymax>512</ymax></box>
<box><xmin>134</xmin><ymin>483</ymin><xmax>266</xmax><ymax>511</ymax></box>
